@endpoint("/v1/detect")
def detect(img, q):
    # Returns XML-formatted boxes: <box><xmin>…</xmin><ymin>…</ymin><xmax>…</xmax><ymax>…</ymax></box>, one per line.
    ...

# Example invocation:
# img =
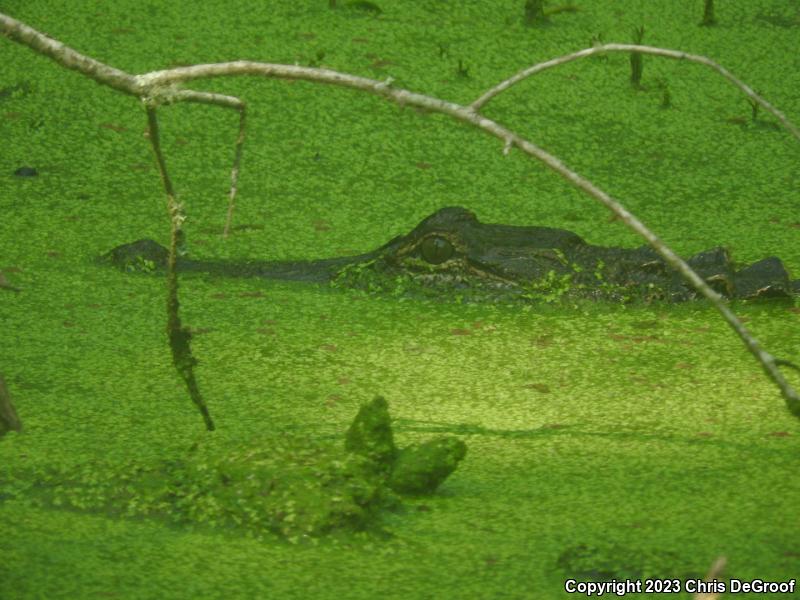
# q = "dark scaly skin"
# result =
<box><xmin>100</xmin><ymin>207</ymin><xmax>800</xmax><ymax>303</ymax></box>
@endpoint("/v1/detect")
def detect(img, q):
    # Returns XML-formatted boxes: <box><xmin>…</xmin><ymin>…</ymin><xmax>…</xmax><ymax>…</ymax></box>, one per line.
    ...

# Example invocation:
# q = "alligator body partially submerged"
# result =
<box><xmin>102</xmin><ymin>206</ymin><xmax>800</xmax><ymax>303</ymax></box>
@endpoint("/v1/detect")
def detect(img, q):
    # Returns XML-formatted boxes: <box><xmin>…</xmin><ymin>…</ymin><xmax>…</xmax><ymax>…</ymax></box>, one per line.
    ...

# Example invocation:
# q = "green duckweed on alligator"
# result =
<box><xmin>101</xmin><ymin>206</ymin><xmax>800</xmax><ymax>304</ymax></box>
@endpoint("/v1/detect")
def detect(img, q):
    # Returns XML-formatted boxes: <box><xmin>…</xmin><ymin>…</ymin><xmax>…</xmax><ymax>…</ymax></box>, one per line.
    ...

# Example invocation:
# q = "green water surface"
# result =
<box><xmin>1</xmin><ymin>1</ymin><xmax>799</xmax><ymax>598</ymax></box>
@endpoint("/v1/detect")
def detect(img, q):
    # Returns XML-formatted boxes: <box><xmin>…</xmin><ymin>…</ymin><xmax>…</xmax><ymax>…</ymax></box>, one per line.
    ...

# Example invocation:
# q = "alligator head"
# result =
<box><xmin>101</xmin><ymin>206</ymin><xmax>799</xmax><ymax>303</ymax></box>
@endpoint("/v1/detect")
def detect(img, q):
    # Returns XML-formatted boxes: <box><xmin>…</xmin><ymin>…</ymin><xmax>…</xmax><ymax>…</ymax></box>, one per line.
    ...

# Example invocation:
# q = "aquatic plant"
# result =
<box><xmin>0</xmin><ymin>375</ymin><xmax>22</xmax><ymax>438</ymax></box>
<box><xmin>701</xmin><ymin>0</ymin><xmax>716</xmax><ymax>26</ymax></box>
<box><xmin>524</xmin><ymin>0</ymin><xmax>546</xmax><ymax>26</ymax></box>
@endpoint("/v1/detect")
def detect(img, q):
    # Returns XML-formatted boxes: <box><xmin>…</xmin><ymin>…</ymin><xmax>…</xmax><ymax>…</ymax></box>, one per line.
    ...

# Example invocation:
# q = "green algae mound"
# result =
<box><xmin>4</xmin><ymin>396</ymin><xmax>466</xmax><ymax>541</ymax></box>
<box><xmin>346</xmin><ymin>396</ymin><xmax>468</xmax><ymax>495</ymax></box>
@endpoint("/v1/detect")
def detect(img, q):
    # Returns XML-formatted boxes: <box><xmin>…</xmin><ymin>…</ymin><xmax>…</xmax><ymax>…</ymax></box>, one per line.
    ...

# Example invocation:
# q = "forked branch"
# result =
<box><xmin>2</xmin><ymin>12</ymin><xmax>798</xmax><ymax>418</ymax></box>
<box><xmin>471</xmin><ymin>43</ymin><xmax>800</xmax><ymax>142</ymax></box>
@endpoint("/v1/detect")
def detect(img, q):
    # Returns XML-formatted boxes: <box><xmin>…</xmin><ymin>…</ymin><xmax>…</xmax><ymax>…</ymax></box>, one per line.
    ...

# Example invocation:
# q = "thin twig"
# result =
<box><xmin>224</xmin><ymin>105</ymin><xmax>247</xmax><ymax>238</ymax></box>
<box><xmin>694</xmin><ymin>556</ymin><xmax>726</xmax><ymax>600</ymax></box>
<box><xmin>145</xmin><ymin>106</ymin><xmax>215</xmax><ymax>432</ymax></box>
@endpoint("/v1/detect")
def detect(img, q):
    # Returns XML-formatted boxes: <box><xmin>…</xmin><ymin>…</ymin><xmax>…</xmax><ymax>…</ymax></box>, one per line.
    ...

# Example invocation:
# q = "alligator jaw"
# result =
<box><xmin>98</xmin><ymin>238</ymin><xmax>377</xmax><ymax>283</ymax></box>
<box><xmin>178</xmin><ymin>254</ymin><xmax>378</xmax><ymax>283</ymax></box>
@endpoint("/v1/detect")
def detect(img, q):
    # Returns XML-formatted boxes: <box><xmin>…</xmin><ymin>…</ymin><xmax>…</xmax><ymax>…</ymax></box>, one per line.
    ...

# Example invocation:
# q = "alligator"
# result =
<box><xmin>101</xmin><ymin>206</ymin><xmax>800</xmax><ymax>303</ymax></box>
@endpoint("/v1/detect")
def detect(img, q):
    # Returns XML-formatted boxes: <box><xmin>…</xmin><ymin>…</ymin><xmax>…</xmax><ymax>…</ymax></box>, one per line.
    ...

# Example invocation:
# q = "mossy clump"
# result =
<box><xmin>388</xmin><ymin>437</ymin><xmax>467</xmax><ymax>495</ymax></box>
<box><xmin>524</xmin><ymin>0</ymin><xmax>546</xmax><ymax>26</ymax></box>
<box><xmin>174</xmin><ymin>437</ymin><xmax>387</xmax><ymax>538</ymax></box>
<box><xmin>6</xmin><ymin>397</ymin><xmax>467</xmax><ymax>541</ymax></box>
<box><xmin>345</xmin><ymin>395</ymin><xmax>397</xmax><ymax>475</ymax></box>
<box><xmin>11</xmin><ymin>435</ymin><xmax>388</xmax><ymax>542</ymax></box>
<box><xmin>557</xmin><ymin>543</ymin><xmax>703</xmax><ymax>582</ymax></box>
<box><xmin>348</xmin><ymin>396</ymin><xmax>468</xmax><ymax>495</ymax></box>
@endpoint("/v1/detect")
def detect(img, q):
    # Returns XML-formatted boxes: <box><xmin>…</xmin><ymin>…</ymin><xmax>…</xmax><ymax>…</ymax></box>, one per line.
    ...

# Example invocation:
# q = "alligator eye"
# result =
<box><xmin>420</xmin><ymin>235</ymin><xmax>454</xmax><ymax>264</ymax></box>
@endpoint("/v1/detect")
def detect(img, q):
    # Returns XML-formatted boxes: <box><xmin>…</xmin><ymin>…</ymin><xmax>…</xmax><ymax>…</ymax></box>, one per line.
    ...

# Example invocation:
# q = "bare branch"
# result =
<box><xmin>147</xmin><ymin>88</ymin><xmax>245</xmax><ymax>110</ymax></box>
<box><xmin>0</xmin><ymin>13</ymin><xmax>138</xmax><ymax>96</ymax></box>
<box><xmin>2</xmin><ymin>12</ymin><xmax>798</xmax><ymax>415</ymax></box>
<box><xmin>471</xmin><ymin>44</ymin><xmax>800</xmax><ymax>143</ymax></box>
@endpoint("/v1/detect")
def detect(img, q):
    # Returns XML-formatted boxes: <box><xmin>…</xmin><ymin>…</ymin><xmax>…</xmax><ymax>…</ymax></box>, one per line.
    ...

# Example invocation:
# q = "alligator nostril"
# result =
<box><xmin>420</xmin><ymin>235</ymin><xmax>454</xmax><ymax>264</ymax></box>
